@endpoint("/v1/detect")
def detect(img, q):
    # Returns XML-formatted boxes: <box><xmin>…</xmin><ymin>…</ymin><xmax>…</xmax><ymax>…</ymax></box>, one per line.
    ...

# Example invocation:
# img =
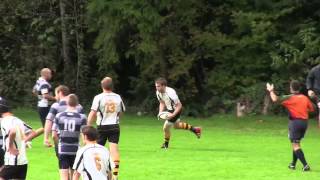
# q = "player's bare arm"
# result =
<box><xmin>158</xmin><ymin>100</ymin><xmax>165</xmax><ymax>114</ymax></box>
<box><xmin>266</xmin><ymin>83</ymin><xmax>278</xmax><ymax>102</ymax></box>
<box><xmin>87</xmin><ymin>110</ymin><xmax>97</xmax><ymax>126</ymax></box>
<box><xmin>43</xmin><ymin>93</ymin><xmax>56</xmax><ymax>101</ymax></box>
<box><xmin>8</xmin><ymin>127</ymin><xmax>19</xmax><ymax>156</ymax></box>
<box><xmin>24</xmin><ymin>128</ymin><xmax>43</xmax><ymax>142</ymax></box>
<box><xmin>43</xmin><ymin>120</ymin><xmax>53</xmax><ymax>147</ymax></box>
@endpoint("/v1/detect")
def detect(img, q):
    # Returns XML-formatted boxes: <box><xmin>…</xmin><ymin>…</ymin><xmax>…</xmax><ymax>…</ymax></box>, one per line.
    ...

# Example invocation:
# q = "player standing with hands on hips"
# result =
<box><xmin>155</xmin><ymin>77</ymin><xmax>202</xmax><ymax>149</ymax></box>
<box><xmin>266</xmin><ymin>80</ymin><xmax>314</xmax><ymax>171</ymax></box>
<box><xmin>88</xmin><ymin>77</ymin><xmax>125</xmax><ymax>180</ymax></box>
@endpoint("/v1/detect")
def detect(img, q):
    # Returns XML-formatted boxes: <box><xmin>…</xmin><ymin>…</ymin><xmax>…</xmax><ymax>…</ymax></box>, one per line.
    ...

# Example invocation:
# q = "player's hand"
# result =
<box><xmin>8</xmin><ymin>146</ymin><xmax>19</xmax><ymax>156</ymax></box>
<box><xmin>166</xmin><ymin>113</ymin><xmax>175</xmax><ymax>120</ymax></box>
<box><xmin>266</xmin><ymin>83</ymin><xmax>274</xmax><ymax>92</ymax></box>
<box><xmin>25</xmin><ymin>141</ymin><xmax>32</xmax><ymax>149</ymax></box>
<box><xmin>308</xmin><ymin>90</ymin><xmax>315</xmax><ymax>98</ymax></box>
<box><xmin>44</xmin><ymin>139</ymin><xmax>52</xmax><ymax>147</ymax></box>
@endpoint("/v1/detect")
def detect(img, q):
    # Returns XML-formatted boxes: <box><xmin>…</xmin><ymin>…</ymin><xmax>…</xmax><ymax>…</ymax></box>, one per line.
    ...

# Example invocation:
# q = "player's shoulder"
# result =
<box><xmin>51</xmin><ymin>102</ymin><xmax>60</xmax><ymax>108</ymax></box>
<box><xmin>166</xmin><ymin>87</ymin><xmax>177</xmax><ymax>95</ymax></box>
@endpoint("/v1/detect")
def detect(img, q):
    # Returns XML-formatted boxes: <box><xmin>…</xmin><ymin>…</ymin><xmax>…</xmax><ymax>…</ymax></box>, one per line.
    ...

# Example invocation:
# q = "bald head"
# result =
<box><xmin>101</xmin><ymin>77</ymin><xmax>113</xmax><ymax>91</ymax></box>
<box><xmin>41</xmin><ymin>68</ymin><xmax>52</xmax><ymax>80</ymax></box>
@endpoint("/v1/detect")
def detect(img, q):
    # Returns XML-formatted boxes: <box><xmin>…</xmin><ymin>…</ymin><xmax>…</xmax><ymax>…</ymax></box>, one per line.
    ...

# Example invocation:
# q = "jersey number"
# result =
<box><xmin>94</xmin><ymin>153</ymin><xmax>102</xmax><ymax>171</ymax></box>
<box><xmin>64</xmin><ymin>120</ymin><xmax>76</xmax><ymax>131</ymax></box>
<box><xmin>105</xmin><ymin>102</ymin><xmax>116</xmax><ymax>113</ymax></box>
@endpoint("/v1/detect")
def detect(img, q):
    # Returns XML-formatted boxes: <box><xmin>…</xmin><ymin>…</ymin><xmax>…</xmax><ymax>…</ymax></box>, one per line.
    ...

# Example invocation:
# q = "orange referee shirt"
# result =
<box><xmin>280</xmin><ymin>94</ymin><xmax>315</xmax><ymax>120</ymax></box>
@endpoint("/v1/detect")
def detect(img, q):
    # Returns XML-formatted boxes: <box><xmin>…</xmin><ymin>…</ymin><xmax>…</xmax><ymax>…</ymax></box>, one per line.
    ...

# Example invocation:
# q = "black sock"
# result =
<box><xmin>294</xmin><ymin>149</ymin><xmax>307</xmax><ymax>166</ymax></box>
<box><xmin>164</xmin><ymin>138</ymin><xmax>170</xmax><ymax>146</ymax></box>
<box><xmin>292</xmin><ymin>151</ymin><xmax>297</xmax><ymax>165</ymax></box>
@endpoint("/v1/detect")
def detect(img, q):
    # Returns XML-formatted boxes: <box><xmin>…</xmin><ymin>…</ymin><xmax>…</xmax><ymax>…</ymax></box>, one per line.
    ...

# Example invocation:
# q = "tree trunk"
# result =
<box><xmin>262</xmin><ymin>94</ymin><xmax>270</xmax><ymax>115</ymax></box>
<box><xmin>59</xmin><ymin>0</ymin><xmax>72</xmax><ymax>84</ymax></box>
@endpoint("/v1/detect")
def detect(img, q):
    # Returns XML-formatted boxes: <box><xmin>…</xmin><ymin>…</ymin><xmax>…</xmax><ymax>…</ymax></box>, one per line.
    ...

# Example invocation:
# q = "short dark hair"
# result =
<box><xmin>55</xmin><ymin>85</ymin><xmax>70</xmax><ymax>96</ymax></box>
<box><xmin>155</xmin><ymin>77</ymin><xmax>167</xmax><ymax>86</ymax></box>
<box><xmin>290</xmin><ymin>80</ymin><xmax>301</xmax><ymax>92</ymax></box>
<box><xmin>82</xmin><ymin>126</ymin><xmax>99</xmax><ymax>141</ymax></box>
<box><xmin>0</xmin><ymin>97</ymin><xmax>10</xmax><ymax>114</ymax></box>
<box><xmin>67</xmin><ymin>94</ymin><xmax>79</xmax><ymax>107</ymax></box>
<box><xmin>101</xmin><ymin>77</ymin><xmax>113</xmax><ymax>90</ymax></box>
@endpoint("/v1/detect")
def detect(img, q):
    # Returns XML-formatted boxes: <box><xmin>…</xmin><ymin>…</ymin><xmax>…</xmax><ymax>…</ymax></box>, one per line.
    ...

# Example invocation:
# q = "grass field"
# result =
<box><xmin>12</xmin><ymin>108</ymin><xmax>320</xmax><ymax>180</ymax></box>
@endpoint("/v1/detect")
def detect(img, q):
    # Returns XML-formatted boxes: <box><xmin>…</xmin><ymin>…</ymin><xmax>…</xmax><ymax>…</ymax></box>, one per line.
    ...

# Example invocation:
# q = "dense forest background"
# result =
<box><xmin>1</xmin><ymin>0</ymin><xmax>320</xmax><ymax>116</ymax></box>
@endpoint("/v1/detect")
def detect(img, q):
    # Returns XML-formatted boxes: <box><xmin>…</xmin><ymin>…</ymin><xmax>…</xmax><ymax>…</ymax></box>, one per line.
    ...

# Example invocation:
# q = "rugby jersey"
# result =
<box><xmin>53</xmin><ymin>111</ymin><xmax>86</xmax><ymax>155</ymax></box>
<box><xmin>46</xmin><ymin>100</ymin><xmax>84</xmax><ymax>122</ymax></box>
<box><xmin>73</xmin><ymin>143</ymin><xmax>114</xmax><ymax>180</ymax></box>
<box><xmin>1</xmin><ymin>115</ymin><xmax>32</xmax><ymax>165</ymax></box>
<box><xmin>156</xmin><ymin>87</ymin><xmax>180</xmax><ymax>111</ymax></box>
<box><xmin>280</xmin><ymin>94</ymin><xmax>315</xmax><ymax>120</ymax></box>
<box><xmin>91</xmin><ymin>92</ymin><xmax>125</xmax><ymax>126</ymax></box>
<box><xmin>33</xmin><ymin>77</ymin><xmax>53</xmax><ymax>107</ymax></box>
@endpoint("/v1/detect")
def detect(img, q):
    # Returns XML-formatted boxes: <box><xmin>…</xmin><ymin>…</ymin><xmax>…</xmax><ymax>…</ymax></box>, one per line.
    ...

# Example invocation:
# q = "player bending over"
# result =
<box><xmin>72</xmin><ymin>126</ymin><xmax>114</xmax><ymax>180</ymax></box>
<box><xmin>267</xmin><ymin>80</ymin><xmax>314</xmax><ymax>171</ymax></box>
<box><xmin>155</xmin><ymin>77</ymin><xmax>201</xmax><ymax>149</ymax></box>
<box><xmin>53</xmin><ymin>94</ymin><xmax>87</xmax><ymax>180</ymax></box>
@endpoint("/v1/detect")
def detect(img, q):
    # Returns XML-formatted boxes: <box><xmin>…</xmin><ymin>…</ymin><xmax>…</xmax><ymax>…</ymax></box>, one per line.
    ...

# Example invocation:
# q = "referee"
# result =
<box><xmin>267</xmin><ymin>80</ymin><xmax>314</xmax><ymax>171</ymax></box>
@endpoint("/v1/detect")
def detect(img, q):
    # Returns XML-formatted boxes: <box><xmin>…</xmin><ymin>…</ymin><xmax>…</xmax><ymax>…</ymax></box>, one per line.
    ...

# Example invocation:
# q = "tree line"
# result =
<box><xmin>1</xmin><ymin>0</ymin><xmax>320</xmax><ymax>116</ymax></box>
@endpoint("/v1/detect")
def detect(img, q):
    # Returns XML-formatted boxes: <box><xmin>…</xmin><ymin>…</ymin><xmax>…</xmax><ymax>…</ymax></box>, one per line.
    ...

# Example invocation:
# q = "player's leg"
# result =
<box><xmin>289</xmin><ymin>120</ymin><xmax>309</xmax><ymax>171</ymax></box>
<box><xmin>97</xmin><ymin>126</ymin><xmax>108</xmax><ymax>146</ymax></box>
<box><xmin>174</xmin><ymin>120</ymin><xmax>202</xmax><ymax>138</ymax></box>
<box><xmin>59</xmin><ymin>169</ymin><xmax>69</xmax><ymax>180</ymax></box>
<box><xmin>162</xmin><ymin>121</ymin><xmax>172</xmax><ymax>148</ymax></box>
<box><xmin>38</xmin><ymin>107</ymin><xmax>50</xmax><ymax>127</ymax></box>
<box><xmin>59</xmin><ymin>155</ymin><xmax>71</xmax><ymax>180</ymax></box>
<box><xmin>108</xmin><ymin>125</ymin><xmax>120</xmax><ymax>179</ymax></box>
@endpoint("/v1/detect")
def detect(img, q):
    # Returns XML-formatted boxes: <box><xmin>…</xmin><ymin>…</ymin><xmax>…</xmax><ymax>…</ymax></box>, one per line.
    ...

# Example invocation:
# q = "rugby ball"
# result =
<box><xmin>157</xmin><ymin>111</ymin><xmax>170</xmax><ymax>121</ymax></box>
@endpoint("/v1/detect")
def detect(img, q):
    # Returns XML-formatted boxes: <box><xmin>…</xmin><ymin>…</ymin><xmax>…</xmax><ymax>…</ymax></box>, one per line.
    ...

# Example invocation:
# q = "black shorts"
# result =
<box><xmin>288</xmin><ymin>119</ymin><xmax>308</xmax><ymax>143</ymax></box>
<box><xmin>97</xmin><ymin>124</ymin><xmax>120</xmax><ymax>145</ymax></box>
<box><xmin>0</xmin><ymin>164</ymin><xmax>28</xmax><ymax>179</ymax></box>
<box><xmin>58</xmin><ymin>154</ymin><xmax>76</xmax><ymax>169</ymax></box>
<box><xmin>38</xmin><ymin>106</ymin><xmax>50</xmax><ymax>127</ymax></box>
<box><xmin>168</xmin><ymin>110</ymin><xmax>181</xmax><ymax>123</ymax></box>
<box><xmin>0</xmin><ymin>148</ymin><xmax>4</xmax><ymax>167</ymax></box>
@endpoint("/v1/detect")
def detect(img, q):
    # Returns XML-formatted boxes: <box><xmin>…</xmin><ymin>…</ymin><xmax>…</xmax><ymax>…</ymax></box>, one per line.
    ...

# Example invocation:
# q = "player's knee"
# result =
<box><xmin>292</xmin><ymin>143</ymin><xmax>301</xmax><ymax>150</ymax></box>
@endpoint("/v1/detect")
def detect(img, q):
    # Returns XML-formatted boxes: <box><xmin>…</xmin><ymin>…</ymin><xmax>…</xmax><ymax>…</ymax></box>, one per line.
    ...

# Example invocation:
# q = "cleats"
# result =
<box><xmin>193</xmin><ymin>127</ymin><xmax>202</xmax><ymax>139</ymax></box>
<box><xmin>288</xmin><ymin>163</ymin><xmax>295</xmax><ymax>170</ymax></box>
<box><xmin>161</xmin><ymin>143</ymin><xmax>169</xmax><ymax>149</ymax></box>
<box><xmin>302</xmin><ymin>165</ymin><xmax>310</xmax><ymax>171</ymax></box>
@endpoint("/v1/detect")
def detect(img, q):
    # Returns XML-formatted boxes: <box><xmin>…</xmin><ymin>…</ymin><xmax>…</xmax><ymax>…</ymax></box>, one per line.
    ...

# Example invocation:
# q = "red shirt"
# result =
<box><xmin>281</xmin><ymin>94</ymin><xmax>314</xmax><ymax>120</ymax></box>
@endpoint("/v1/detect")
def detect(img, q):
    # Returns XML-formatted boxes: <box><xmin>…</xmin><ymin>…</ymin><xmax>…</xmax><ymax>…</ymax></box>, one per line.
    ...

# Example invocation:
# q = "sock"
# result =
<box><xmin>292</xmin><ymin>151</ymin><xmax>297</xmax><ymax>165</ymax></box>
<box><xmin>294</xmin><ymin>149</ymin><xmax>307</xmax><ymax>166</ymax></box>
<box><xmin>176</xmin><ymin>122</ymin><xmax>193</xmax><ymax>130</ymax></box>
<box><xmin>113</xmin><ymin>160</ymin><xmax>119</xmax><ymax>177</ymax></box>
<box><xmin>164</xmin><ymin>137</ymin><xmax>170</xmax><ymax>146</ymax></box>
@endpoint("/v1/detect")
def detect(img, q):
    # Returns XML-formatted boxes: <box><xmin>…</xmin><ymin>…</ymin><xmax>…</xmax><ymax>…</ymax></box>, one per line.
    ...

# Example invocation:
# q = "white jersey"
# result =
<box><xmin>91</xmin><ymin>92</ymin><xmax>125</xmax><ymax>126</ymax></box>
<box><xmin>1</xmin><ymin>116</ymin><xmax>32</xmax><ymax>165</ymax></box>
<box><xmin>73</xmin><ymin>143</ymin><xmax>114</xmax><ymax>180</ymax></box>
<box><xmin>156</xmin><ymin>87</ymin><xmax>180</xmax><ymax>111</ymax></box>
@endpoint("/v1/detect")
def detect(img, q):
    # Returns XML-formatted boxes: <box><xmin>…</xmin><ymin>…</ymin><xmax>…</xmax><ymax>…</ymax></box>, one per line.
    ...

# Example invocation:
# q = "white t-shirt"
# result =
<box><xmin>73</xmin><ymin>143</ymin><xmax>114</xmax><ymax>180</ymax></box>
<box><xmin>156</xmin><ymin>87</ymin><xmax>180</xmax><ymax>111</ymax></box>
<box><xmin>1</xmin><ymin>116</ymin><xmax>32</xmax><ymax>165</ymax></box>
<box><xmin>91</xmin><ymin>92</ymin><xmax>125</xmax><ymax>125</ymax></box>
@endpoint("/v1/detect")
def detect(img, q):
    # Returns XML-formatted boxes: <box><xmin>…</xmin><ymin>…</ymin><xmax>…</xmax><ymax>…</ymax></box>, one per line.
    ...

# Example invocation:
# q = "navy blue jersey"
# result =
<box><xmin>54</xmin><ymin>111</ymin><xmax>87</xmax><ymax>155</ymax></box>
<box><xmin>46</xmin><ymin>100</ymin><xmax>84</xmax><ymax>122</ymax></box>
<box><xmin>33</xmin><ymin>77</ymin><xmax>53</xmax><ymax>107</ymax></box>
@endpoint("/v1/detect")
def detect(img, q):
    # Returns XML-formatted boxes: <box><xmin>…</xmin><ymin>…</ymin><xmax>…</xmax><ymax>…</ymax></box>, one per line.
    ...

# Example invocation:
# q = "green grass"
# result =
<box><xmin>12</xmin><ymin>108</ymin><xmax>320</xmax><ymax>179</ymax></box>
